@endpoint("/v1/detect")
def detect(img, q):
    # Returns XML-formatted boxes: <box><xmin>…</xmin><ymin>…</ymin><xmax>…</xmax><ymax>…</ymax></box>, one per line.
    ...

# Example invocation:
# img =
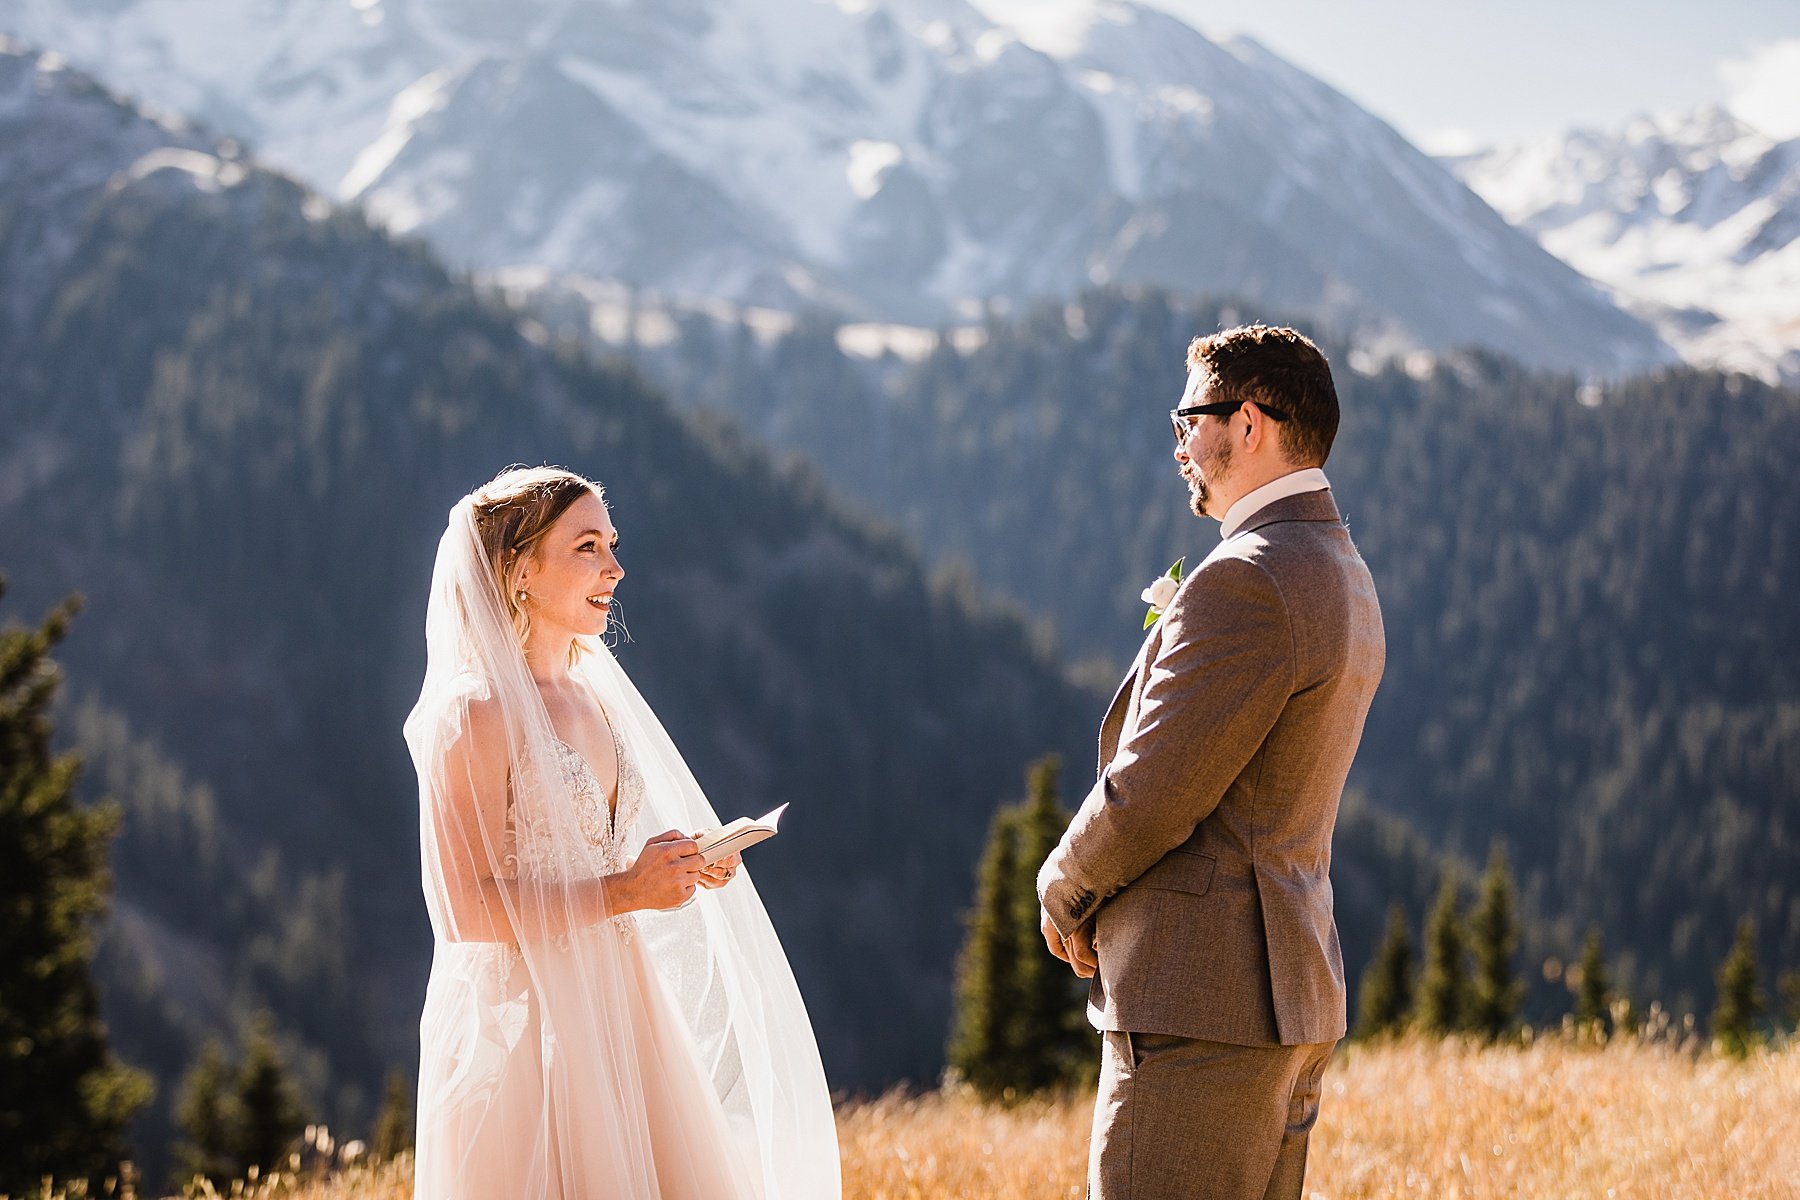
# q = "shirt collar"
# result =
<box><xmin>1218</xmin><ymin>467</ymin><xmax>1331</xmax><ymax>540</ymax></box>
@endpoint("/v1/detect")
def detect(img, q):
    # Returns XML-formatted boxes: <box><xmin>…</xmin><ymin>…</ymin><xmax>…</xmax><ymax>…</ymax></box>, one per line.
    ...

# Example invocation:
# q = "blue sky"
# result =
<box><xmin>1142</xmin><ymin>1</ymin><xmax>1800</xmax><ymax>148</ymax></box>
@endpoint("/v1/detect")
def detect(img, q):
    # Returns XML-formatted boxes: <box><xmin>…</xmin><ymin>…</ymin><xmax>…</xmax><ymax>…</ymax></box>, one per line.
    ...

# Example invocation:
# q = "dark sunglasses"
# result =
<box><xmin>1169</xmin><ymin>400</ymin><xmax>1290</xmax><ymax>442</ymax></box>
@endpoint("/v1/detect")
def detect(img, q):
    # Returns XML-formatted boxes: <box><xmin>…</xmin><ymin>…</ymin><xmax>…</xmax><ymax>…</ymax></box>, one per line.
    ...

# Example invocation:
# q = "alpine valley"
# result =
<box><xmin>0</xmin><ymin>42</ymin><xmax>1447</xmax><ymax>1169</ymax></box>
<box><xmin>0</xmin><ymin>39</ymin><xmax>1101</xmax><ymax>1160</ymax></box>
<box><xmin>4</xmin><ymin>0</ymin><xmax>1799</xmax><ymax>1175</ymax></box>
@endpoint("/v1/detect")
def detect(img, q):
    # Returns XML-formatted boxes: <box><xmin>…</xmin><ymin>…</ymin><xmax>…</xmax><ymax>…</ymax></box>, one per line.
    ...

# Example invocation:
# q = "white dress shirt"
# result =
<box><xmin>1217</xmin><ymin>467</ymin><xmax>1331</xmax><ymax>540</ymax></box>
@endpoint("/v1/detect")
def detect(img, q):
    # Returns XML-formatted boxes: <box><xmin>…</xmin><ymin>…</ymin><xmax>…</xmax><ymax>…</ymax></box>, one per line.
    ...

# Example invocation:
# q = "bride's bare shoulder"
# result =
<box><xmin>434</xmin><ymin>673</ymin><xmax>508</xmax><ymax>756</ymax></box>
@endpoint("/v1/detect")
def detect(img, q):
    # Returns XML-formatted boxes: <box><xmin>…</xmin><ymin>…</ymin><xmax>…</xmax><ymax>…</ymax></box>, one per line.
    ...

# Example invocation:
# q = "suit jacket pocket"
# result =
<box><xmin>1131</xmin><ymin>848</ymin><xmax>1216</xmax><ymax>896</ymax></box>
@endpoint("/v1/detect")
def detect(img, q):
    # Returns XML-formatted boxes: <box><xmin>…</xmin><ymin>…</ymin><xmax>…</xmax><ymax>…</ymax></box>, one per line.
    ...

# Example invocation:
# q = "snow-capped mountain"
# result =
<box><xmin>1451</xmin><ymin>107</ymin><xmax>1800</xmax><ymax>385</ymax></box>
<box><xmin>0</xmin><ymin>0</ymin><xmax>1670</xmax><ymax>373</ymax></box>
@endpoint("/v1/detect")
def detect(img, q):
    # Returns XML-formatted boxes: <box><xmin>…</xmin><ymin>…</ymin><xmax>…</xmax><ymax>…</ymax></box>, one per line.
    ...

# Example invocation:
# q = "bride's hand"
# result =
<box><xmin>624</xmin><ymin>830</ymin><xmax>704</xmax><ymax>910</ymax></box>
<box><xmin>697</xmin><ymin>852</ymin><xmax>742</xmax><ymax>890</ymax></box>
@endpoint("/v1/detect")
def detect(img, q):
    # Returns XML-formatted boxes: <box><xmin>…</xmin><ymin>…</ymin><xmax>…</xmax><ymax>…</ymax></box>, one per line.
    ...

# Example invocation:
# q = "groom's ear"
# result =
<box><xmin>1242</xmin><ymin>403</ymin><xmax>1268</xmax><ymax>449</ymax></box>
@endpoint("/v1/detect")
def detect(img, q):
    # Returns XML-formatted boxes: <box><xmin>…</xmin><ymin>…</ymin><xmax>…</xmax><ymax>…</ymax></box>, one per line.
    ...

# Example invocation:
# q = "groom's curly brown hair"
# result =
<box><xmin>1187</xmin><ymin>324</ymin><xmax>1339</xmax><ymax>466</ymax></box>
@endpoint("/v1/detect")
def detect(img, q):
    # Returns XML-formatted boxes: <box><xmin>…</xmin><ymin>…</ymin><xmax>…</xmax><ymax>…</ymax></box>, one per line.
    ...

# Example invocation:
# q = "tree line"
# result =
<box><xmin>1353</xmin><ymin>856</ymin><xmax>1793</xmax><ymax>1058</ymax></box>
<box><xmin>947</xmin><ymin>765</ymin><xmax>1800</xmax><ymax>1103</ymax></box>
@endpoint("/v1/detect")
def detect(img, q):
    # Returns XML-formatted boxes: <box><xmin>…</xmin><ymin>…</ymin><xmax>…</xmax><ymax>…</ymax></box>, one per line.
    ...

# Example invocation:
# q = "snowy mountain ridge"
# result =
<box><xmin>1450</xmin><ymin>106</ymin><xmax>1800</xmax><ymax>385</ymax></box>
<box><xmin>0</xmin><ymin>0</ymin><xmax>1671</xmax><ymax>373</ymax></box>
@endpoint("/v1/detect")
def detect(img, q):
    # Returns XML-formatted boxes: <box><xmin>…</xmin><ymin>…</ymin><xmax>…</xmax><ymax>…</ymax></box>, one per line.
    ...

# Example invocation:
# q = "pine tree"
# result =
<box><xmin>0</xmin><ymin>583</ymin><xmax>152</xmax><ymax>1195</ymax></box>
<box><xmin>948</xmin><ymin>755</ymin><xmax>1096</xmax><ymax>1098</ymax></box>
<box><xmin>1355</xmin><ymin>903</ymin><xmax>1415</xmax><ymax>1038</ymax></box>
<box><xmin>947</xmin><ymin>804</ymin><xmax>1025</xmax><ymax>1095</ymax></box>
<box><xmin>1779</xmin><ymin>969</ymin><xmax>1800</xmax><ymax>1035</ymax></box>
<box><xmin>1573</xmin><ymin>927</ymin><xmax>1611</xmax><ymax>1032</ymax></box>
<box><xmin>174</xmin><ymin>1039</ymin><xmax>240</xmax><ymax>1189</ymax></box>
<box><xmin>1006</xmin><ymin>756</ymin><xmax>1097</xmax><ymax>1091</ymax></box>
<box><xmin>233</xmin><ymin>1015</ymin><xmax>307</xmax><ymax>1174</ymax></box>
<box><xmin>1418</xmin><ymin>869</ymin><xmax>1470</xmax><ymax>1034</ymax></box>
<box><xmin>1467</xmin><ymin>844</ymin><xmax>1523</xmax><ymax>1040</ymax></box>
<box><xmin>372</xmin><ymin>1068</ymin><xmax>415</xmax><ymax>1161</ymax></box>
<box><xmin>1712</xmin><ymin>918</ymin><xmax>1763</xmax><ymax>1059</ymax></box>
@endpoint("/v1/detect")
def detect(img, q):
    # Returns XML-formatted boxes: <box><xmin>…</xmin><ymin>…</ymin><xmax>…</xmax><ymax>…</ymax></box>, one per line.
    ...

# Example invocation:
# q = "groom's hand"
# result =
<box><xmin>1041</xmin><ymin>908</ymin><xmax>1071</xmax><ymax>964</ymax></box>
<box><xmin>1042</xmin><ymin>907</ymin><xmax>1099</xmax><ymax>979</ymax></box>
<box><xmin>1067</xmin><ymin>925</ymin><xmax>1098</xmax><ymax>979</ymax></box>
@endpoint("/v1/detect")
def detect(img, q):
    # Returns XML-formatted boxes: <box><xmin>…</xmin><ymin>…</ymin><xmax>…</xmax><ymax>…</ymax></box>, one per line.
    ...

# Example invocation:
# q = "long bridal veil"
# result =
<box><xmin>404</xmin><ymin>497</ymin><xmax>840</xmax><ymax>1199</ymax></box>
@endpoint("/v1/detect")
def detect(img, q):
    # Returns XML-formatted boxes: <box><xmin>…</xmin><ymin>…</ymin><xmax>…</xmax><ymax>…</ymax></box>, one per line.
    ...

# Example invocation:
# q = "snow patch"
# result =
<box><xmin>116</xmin><ymin>148</ymin><xmax>247</xmax><ymax>193</ymax></box>
<box><xmin>339</xmin><ymin>68</ymin><xmax>455</xmax><ymax>199</ymax></box>
<box><xmin>836</xmin><ymin>322</ymin><xmax>939</xmax><ymax>360</ymax></box>
<box><xmin>969</xmin><ymin>0</ymin><xmax>1099</xmax><ymax>60</ymax></box>
<box><xmin>974</xmin><ymin>29</ymin><xmax>1016</xmax><ymax>63</ymax></box>
<box><xmin>1156</xmin><ymin>85</ymin><xmax>1212</xmax><ymax>118</ymax></box>
<box><xmin>846</xmin><ymin>139</ymin><xmax>903</xmax><ymax>199</ymax></box>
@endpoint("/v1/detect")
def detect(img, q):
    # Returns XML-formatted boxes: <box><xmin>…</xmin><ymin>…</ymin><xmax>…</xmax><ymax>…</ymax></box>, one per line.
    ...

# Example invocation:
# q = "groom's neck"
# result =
<box><xmin>1210</xmin><ymin>458</ymin><xmax>1308</xmax><ymax>519</ymax></box>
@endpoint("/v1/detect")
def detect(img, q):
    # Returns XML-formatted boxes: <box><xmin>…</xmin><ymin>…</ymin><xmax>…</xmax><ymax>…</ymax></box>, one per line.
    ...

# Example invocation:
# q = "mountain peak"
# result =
<box><xmin>1452</xmin><ymin>102</ymin><xmax>1800</xmax><ymax>385</ymax></box>
<box><xmin>1618</xmin><ymin>103</ymin><xmax>1769</xmax><ymax>157</ymax></box>
<box><xmin>5</xmin><ymin>0</ymin><xmax>1669</xmax><ymax>373</ymax></box>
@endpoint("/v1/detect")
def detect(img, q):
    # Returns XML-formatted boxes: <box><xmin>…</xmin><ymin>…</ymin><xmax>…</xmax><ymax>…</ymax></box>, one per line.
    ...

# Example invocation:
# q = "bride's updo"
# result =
<box><xmin>469</xmin><ymin>465</ymin><xmax>605</xmax><ymax>646</ymax></box>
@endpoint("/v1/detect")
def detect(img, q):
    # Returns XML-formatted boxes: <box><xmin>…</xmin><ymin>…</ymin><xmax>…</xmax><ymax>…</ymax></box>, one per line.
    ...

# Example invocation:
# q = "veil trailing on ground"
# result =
<box><xmin>404</xmin><ymin>497</ymin><xmax>840</xmax><ymax>1199</ymax></box>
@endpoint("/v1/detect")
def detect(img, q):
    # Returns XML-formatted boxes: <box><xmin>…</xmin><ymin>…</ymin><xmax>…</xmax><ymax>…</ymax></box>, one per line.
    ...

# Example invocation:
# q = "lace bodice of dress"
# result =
<box><xmin>505</xmin><ymin>713</ymin><xmax>645</xmax><ymax>939</ymax></box>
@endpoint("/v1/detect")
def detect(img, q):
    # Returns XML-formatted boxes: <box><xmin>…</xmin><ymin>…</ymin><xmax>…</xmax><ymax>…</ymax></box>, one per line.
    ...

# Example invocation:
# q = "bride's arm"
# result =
<box><xmin>429</xmin><ymin>696</ymin><xmax>644</xmax><ymax>942</ymax></box>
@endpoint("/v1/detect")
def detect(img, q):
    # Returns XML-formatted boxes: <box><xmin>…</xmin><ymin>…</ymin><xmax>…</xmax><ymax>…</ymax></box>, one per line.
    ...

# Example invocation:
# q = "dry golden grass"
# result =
<box><xmin>838</xmin><ymin>1086</ymin><xmax>1088</xmax><ymax>1199</ymax></box>
<box><xmin>1307</xmin><ymin>1036</ymin><xmax>1797</xmax><ymax>1200</ymax></box>
<box><xmin>27</xmin><ymin>1038</ymin><xmax>1798</xmax><ymax>1199</ymax></box>
<box><xmin>841</xmin><ymin>1037</ymin><xmax>1800</xmax><ymax>1198</ymax></box>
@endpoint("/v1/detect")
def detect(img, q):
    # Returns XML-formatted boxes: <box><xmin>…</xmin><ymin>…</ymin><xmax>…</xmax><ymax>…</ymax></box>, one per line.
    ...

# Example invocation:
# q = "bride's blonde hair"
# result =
<box><xmin>469</xmin><ymin>465</ymin><xmax>606</xmax><ymax>653</ymax></box>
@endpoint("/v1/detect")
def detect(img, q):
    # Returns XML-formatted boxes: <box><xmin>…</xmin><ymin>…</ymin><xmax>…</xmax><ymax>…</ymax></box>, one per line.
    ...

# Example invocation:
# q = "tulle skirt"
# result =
<box><xmin>414</xmin><ymin>928</ymin><xmax>759</xmax><ymax>1200</ymax></box>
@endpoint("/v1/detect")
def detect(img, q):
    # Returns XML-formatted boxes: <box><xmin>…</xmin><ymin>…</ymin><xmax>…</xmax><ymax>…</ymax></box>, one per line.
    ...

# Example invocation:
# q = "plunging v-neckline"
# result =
<box><xmin>552</xmin><ymin>721</ymin><xmax>622</xmax><ymax>826</ymax></box>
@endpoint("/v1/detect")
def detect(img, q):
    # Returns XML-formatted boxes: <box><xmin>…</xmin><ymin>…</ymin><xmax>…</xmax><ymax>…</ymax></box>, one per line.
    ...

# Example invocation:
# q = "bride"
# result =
<box><xmin>404</xmin><ymin>466</ymin><xmax>840</xmax><ymax>1198</ymax></box>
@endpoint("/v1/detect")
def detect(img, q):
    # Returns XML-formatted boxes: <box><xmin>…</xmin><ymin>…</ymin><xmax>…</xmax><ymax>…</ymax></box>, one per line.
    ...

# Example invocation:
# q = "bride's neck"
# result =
<box><xmin>522</xmin><ymin>633</ymin><xmax>574</xmax><ymax>685</ymax></box>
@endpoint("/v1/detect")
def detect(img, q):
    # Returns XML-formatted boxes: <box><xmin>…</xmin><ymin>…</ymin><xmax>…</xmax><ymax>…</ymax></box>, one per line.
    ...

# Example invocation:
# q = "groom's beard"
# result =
<box><xmin>1184</xmin><ymin>440</ymin><xmax>1232</xmax><ymax>517</ymax></box>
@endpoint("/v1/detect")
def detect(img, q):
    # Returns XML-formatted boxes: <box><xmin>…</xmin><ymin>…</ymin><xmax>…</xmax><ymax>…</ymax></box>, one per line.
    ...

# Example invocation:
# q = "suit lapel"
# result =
<box><xmin>1095</xmin><ymin>491</ymin><xmax>1340</xmax><ymax>775</ymax></box>
<box><xmin>1099</xmin><ymin>620</ymin><xmax>1163</xmax><ymax>773</ymax></box>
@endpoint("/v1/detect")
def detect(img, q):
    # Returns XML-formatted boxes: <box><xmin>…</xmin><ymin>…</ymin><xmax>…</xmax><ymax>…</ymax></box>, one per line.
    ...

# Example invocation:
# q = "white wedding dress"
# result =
<box><xmin>415</xmin><ymin>719</ymin><xmax>754</xmax><ymax>1198</ymax></box>
<box><xmin>406</xmin><ymin>498</ymin><xmax>840</xmax><ymax>1200</ymax></box>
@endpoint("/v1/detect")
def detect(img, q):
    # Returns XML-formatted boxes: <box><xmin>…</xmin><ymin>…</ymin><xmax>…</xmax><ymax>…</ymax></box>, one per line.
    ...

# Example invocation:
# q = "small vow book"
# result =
<box><xmin>694</xmin><ymin>804</ymin><xmax>788</xmax><ymax>865</ymax></box>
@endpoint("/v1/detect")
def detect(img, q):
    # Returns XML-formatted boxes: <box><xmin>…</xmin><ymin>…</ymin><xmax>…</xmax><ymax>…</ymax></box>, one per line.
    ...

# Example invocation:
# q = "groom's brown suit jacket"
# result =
<box><xmin>1039</xmin><ymin>488</ymin><xmax>1384</xmax><ymax>1047</ymax></box>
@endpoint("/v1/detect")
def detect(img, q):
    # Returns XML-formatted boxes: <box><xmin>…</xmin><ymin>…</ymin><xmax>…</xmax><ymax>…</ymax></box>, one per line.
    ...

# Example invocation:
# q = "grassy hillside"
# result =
<box><xmin>15</xmin><ymin>1037</ymin><xmax>1792</xmax><ymax>1199</ymax></box>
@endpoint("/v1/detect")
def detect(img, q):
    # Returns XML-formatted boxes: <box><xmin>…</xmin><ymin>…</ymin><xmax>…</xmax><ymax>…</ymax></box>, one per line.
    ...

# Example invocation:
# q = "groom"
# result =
<box><xmin>1039</xmin><ymin>325</ymin><xmax>1384</xmax><ymax>1199</ymax></box>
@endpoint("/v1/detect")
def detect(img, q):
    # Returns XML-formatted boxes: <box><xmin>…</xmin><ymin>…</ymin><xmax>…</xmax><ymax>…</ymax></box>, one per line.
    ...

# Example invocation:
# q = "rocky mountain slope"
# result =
<box><xmin>0</xmin><ymin>0</ymin><xmax>1669</xmax><ymax>373</ymax></box>
<box><xmin>1450</xmin><ymin>107</ymin><xmax>1800</xmax><ymax>386</ymax></box>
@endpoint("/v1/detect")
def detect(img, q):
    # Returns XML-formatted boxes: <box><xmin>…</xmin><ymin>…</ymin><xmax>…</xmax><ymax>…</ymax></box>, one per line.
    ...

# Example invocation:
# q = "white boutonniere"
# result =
<box><xmin>1140</xmin><ymin>558</ymin><xmax>1185</xmax><ymax>629</ymax></box>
